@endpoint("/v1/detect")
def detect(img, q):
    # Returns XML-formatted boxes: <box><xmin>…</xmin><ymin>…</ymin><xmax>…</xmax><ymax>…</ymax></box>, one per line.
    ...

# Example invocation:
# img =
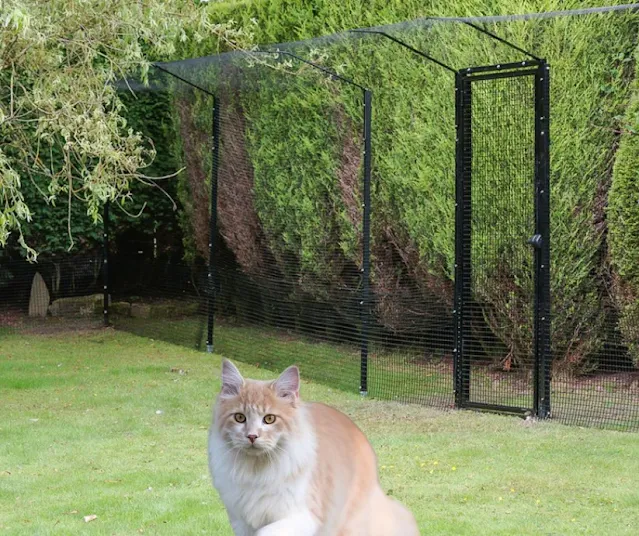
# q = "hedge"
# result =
<box><xmin>609</xmin><ymin>42</ymin><xmax>639</xmax><ymax>367</ymax></box>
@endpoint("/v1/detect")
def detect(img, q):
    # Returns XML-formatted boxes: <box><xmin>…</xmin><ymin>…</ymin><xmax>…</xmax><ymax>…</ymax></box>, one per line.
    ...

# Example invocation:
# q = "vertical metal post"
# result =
<box><xmin>453</xmin><ymin>73</ymin><xmax>463</xmax><ymax>406</ymax></box>
<box><xmin>360</xmin><ymin>89</ymin><xmax>372</xmax><ymax>396</ymax></box>
<box><xmin>454</xmin><ymin>71</ymin><xmax>472</xmax><ymax>408</ymax></box>
<box><xmin>533</xmin><ymin>61</ymin><xmax>551</xmax><ymax>418</ymax></box>
<box><xmin>207</xmin><ymin>96</ymin><xmax>220</xmax><ymax>353</ymax></box>
<box><xmin>102</xmin><ymin>202</ymin><xmax>110</xmax><ymax>327</ymax></box>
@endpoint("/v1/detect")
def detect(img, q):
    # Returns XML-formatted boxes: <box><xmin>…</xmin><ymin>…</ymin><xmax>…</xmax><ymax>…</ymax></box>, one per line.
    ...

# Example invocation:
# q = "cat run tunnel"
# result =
<box><xmin>108</xmin><ymin>4</ymin><xmax>639</xmax><ymax>431</ymax></box>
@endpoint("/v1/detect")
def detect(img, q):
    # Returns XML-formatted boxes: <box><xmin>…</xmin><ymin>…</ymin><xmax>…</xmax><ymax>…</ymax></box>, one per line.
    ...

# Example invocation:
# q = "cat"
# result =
<box><xmin>208</xmin><ymin>359</ymin><xmax>420</xmax><ymax>536</ymax></box>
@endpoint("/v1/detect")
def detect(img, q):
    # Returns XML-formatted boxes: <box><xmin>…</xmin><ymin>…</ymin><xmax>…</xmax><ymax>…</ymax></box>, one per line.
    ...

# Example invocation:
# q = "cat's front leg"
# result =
<box><xmin>255</xmin><ymin>510</ymin><xmax>319</xmax><ymax>536</ymax></box>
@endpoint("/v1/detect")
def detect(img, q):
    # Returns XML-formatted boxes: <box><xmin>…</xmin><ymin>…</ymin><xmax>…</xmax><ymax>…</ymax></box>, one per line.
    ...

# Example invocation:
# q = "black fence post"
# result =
<box><xmin>207</xmin><ymin>96</ymin><xmax>220</xmax><ymax>354</ymax></box>
<box><xmin>453</xmin><ymin>73</ymin><xmax>462</xmax><ymax>406</ymax></box>
<box><xmin>534</xmin><ymin>60</ymin><xmax>552</xmax><ymax>418</ymax></box>
<box><xmin>454</xmin><ymin>71</ymin><xmax>472</xmax><ymax>408</ymax></box>
<box><xmin>360</xmin><ymin>89</ymin><xmax>373</xmax><ymax>396</ymax></box>
<box><xmin>102</xmin><ymin>202</ymin><xmax>110</xmax><ymax>327</ymax></box>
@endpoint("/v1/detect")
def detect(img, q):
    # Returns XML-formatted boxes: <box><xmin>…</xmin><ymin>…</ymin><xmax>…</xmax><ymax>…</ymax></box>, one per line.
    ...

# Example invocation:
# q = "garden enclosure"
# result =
<box><xmin>2</xmin><ymin>6</ymin><xmax>639</xmax><ymax>431</ymax></box>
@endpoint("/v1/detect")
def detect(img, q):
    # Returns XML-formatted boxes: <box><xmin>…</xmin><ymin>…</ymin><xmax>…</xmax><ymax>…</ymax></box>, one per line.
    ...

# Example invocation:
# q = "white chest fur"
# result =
<box><xmin>208</xmin><ymin>420</ymin><xmax>316</xmax><ymax>531</ymax></box>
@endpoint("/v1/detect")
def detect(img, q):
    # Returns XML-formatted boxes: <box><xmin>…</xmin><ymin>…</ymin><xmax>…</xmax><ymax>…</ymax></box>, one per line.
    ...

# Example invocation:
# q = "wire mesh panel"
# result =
<box><xmin>121</xmin><ymin>53</ymin><xmax>373</xmax><ymax>392</ymax></box>
<box><xmin>218</xmin><ymin>66</ymin><xmax>367</xmax><ymax>390</ymax></box>
<box><xmin>106</xmin><ymin>78</ymin><xmax>209</xmax><ymax>351</ymax></box>
<box><xmin>551</xmin><ymin>323</ymin><xmax>639</xmax><ymax>431</ymax></box>
<box><xmin>456</xmin><ymin>67</ymin><xmax>539</xmax><ymax>414</ymax></box>
<box><xmin>109</xmin><ymin>256</ymin><xmax>207</xmax><ymax>350</ymax></box>
<box><xmin>0</xmin><ymin>256</ymin><xmax>106</xmax><ymax>334</ymax></box>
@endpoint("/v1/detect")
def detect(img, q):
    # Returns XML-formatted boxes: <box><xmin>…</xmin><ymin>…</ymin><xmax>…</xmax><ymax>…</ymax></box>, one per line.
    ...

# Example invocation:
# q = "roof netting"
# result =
<box><xmin>118</xmin><ymin>3</ymin><xmax>639</xmax><ymax>96</ymax></box>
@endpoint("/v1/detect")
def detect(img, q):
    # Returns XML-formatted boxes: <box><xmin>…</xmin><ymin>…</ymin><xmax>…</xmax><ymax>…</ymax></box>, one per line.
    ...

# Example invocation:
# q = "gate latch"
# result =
<box><xmin>527</xmin><ymin>234</ymin><xmax>543</xmax><ymax>249</ymax></box>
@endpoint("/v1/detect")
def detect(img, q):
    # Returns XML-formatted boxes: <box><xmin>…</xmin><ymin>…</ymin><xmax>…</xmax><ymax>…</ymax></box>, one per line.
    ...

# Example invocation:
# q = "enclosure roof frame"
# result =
<box><xmin>351</xmin><ymin>24</ymin><xmax>541</xmax><ymax>73</ymax></box>
<box><xmin>152</xmin><ymin>1</ymin><xmax>629</xmax><ymax>93</ymax></box>
<box><xmin>461</xmin><ymin>22</ymin><xmax>541</xmax><ymax>62</ymax></box>
<box><xmin>152</xmin><ymin>49</ymin><xmax>370</xmax><ymax>97</ymax></box>
<box><xmin>151</xmin><ymin>62</ymin><xmax>216</xmax><ymax>97</ymax></box>
<box><xmin>350</xmin><ymin>29</ymin><xmax>456</xmax><ymax>73</ymax></box>
<box><xmin>255</xmin><ymin>50</ymin><xmax>370</xmax><ymax>92</ymax></box>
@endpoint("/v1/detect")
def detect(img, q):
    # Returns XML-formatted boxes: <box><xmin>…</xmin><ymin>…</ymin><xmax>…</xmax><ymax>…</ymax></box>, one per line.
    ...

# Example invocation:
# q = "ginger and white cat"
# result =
<box><xmin>208</xmin><ymin>359</ymin><xmax>420</xmax><ymax>536</ymax></box>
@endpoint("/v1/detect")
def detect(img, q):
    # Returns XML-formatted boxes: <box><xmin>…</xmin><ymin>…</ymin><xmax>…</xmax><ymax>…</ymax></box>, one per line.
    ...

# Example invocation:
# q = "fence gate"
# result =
<box><xmin>453</xmin><ymin>61</ymin><xmax>551</xmax><ymax>418</ymax></box>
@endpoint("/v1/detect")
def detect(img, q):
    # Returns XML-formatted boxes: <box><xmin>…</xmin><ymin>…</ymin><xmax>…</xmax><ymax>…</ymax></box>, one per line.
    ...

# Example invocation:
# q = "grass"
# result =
<box><xmin>113</xmin><ymin>314</ymin><xmax>639</xmax><ymax>430</ymax></box>
<box><xmin>111</xmin><ymin>314</ymin><xmax>455</xmax><ymax>404</ymax></box>
<box><xmin>1</xmin><ymin>329</ymin><xmax>639</xmax><ymax>535</ymax></box>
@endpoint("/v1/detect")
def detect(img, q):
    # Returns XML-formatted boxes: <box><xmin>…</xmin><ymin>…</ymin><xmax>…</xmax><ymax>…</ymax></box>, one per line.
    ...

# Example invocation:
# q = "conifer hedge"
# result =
<box><xmin>609</xmin><ymin>43</ymin><xmax>639</xmax><ymax>367</ymax></box>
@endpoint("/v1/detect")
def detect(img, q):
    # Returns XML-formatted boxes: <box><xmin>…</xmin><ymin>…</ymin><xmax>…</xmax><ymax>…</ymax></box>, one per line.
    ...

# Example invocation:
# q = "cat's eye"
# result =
<box><xmin>263</xmin><ymin>414</ymin><xmax>276</xmax><ymax>425</ymax></box>
<box><xmin>234</xmin><ymin>413</ymin><xmax>246</xmax><ymax>423</ymax></box>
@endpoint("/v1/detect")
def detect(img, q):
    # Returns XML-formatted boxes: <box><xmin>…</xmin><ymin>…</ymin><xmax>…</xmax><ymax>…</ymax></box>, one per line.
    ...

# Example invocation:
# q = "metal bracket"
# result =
<box><xmin>528</xmin><ymin>234</ymin><xmax>543</xmax><ymax>248</ymax></box>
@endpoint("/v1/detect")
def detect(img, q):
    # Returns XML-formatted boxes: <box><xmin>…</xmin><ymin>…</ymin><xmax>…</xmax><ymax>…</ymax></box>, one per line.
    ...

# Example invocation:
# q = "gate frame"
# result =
<box><xmin>453</xmin><ymin>60</ymin><xmax>551</xmax><ymax>417</ymax></box>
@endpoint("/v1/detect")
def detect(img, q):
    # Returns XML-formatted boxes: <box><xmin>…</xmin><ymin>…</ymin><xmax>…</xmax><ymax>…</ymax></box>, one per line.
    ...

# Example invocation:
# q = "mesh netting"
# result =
<box><xmin>113</xmin><ymin>51</ymin><xmax>373</xmax><ymax>393</ymax></box>
<box><xmin>0</xmin><ymin>256</ymin><xmax>106</xmax><ymax>334</ymax></box>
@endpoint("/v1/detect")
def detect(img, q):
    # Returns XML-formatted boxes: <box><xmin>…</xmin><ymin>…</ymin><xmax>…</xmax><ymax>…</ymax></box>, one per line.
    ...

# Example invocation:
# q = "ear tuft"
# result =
<box><xmin>220</xmin><ymin>359</ymin><xmax>244</xmax><ymax>397</ymax></box>
<box><xmin>272</xmin><ymin>365</ymin><xmax>300</xmax><ymax>401</ymax></box>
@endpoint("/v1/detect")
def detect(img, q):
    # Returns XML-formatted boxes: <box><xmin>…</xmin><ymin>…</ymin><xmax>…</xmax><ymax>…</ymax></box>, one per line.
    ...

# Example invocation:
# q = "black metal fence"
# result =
<box><xmin>3</xmin><ymin>8</ymin><xmax>639</xmax><ymax>432</ymax></box>
<box><xmin>454</xmin><ymin>61</ymin><xmax>551</xmax><ymax>417</ymax></box>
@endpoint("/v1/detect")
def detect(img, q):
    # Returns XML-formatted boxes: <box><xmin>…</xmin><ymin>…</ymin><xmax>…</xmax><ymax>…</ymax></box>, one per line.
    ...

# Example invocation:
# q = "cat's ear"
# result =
<box><xmin>272</xmin><ymin>365</ymin><xmax>300</xmax><ymax>401</ymax></box>
<box><xmin>220</xmin><ymin>359</ymin><xmax>244</xmax><ymax>397</ymax></box>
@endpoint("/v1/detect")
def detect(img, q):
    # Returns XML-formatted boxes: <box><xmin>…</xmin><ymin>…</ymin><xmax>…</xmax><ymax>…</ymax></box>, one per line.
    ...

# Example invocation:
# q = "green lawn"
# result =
<box><xmin>1</xmin><ymin>329</ymin><xmax>639</xmax><ymax>535</ymax></box>
<box><xmin>113</xmin><ymin>315</ymin><xmax>639</xmax><ymax>430</ymax></box>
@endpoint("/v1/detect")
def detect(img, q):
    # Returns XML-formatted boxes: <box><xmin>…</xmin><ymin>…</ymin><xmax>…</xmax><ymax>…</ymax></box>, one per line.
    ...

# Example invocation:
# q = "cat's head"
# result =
<box><xmin>214</xmin><ymin>359</ymin><xmax>301</xmax><ymax>457</ymax></box>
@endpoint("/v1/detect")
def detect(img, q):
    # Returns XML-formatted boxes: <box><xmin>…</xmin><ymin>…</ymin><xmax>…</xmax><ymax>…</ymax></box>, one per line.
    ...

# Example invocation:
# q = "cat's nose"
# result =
<box><xmin>247</xmin><ymin>434</ymin><xmax>258</xmax><ymax>444</ymax></box>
